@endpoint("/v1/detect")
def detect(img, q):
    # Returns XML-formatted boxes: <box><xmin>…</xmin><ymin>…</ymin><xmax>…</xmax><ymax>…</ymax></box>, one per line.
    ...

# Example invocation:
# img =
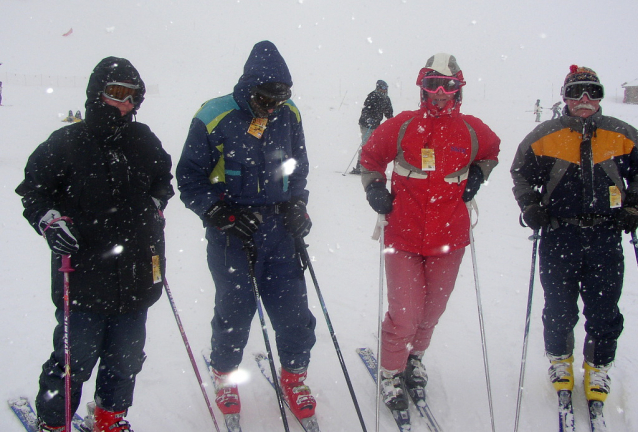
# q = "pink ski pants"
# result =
<box><xmin>381</xmin><ymin>247</ymin><xmax>465</xmax><ymax>372</ymax></box>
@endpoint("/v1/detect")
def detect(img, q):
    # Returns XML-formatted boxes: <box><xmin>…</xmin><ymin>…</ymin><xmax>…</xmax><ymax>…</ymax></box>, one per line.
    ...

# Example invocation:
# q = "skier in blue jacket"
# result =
<box><xmin>176</xmin><ymin>41</ymin><xmax>317</xmax><ymax>425</ymax></box>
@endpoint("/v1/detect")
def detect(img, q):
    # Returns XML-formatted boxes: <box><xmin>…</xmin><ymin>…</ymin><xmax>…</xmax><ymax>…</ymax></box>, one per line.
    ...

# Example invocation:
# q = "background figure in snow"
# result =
<box><xmin>0</xmin><ymin>81</ymin><xmax>3</xmax><ymax>105</ymax></box>
<box><xmin>351</xmin><ymin>80</ymin><xmax>393</xmax><ymax>174</ymax></box>
<box><xmin>15</xmin><ymin>57</ymin><xmax>174</xmax><ymax>432</ymax></box>
<box><xmin>176</xmin><ymin>41</ymin><xmax>317</xmax><ymax>424</ymax></box>
<box><xmin>534</xmin><ymin>99</ymin><xmax>542</xmax><ymax>122</ymax></box>
<box><xmin>360</xmin><ymin>53</ymin><xmax>500</xmax><ymax>411</ymax></box>
<box><xmin>511</xmin><ymin>65</ymin><xmax>638</xmax><ymax>405</ymax></box>
<box><xmin>551</xmin><ymin>101</ymin><xmax>562</xmax><ymax>119</ymax></box>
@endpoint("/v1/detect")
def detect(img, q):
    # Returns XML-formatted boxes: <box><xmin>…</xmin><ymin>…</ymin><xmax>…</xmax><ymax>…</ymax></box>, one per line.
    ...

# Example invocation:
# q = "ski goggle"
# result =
<box><xmin>561</xmin><ymin>81</ymin><xmax>604</xmax><ymax>101</ymax></box>
<box><xmin>253</xmin><ymin>92</ymin><xmax>288</xmax><ymax>110</ymax></box>
<box><xmin>102</xmin><ymin>82</ymin><xmax>140</xmax><ymax>104</ymax></box>
<box><xmin>421</xmin><ymin>76</ymin><xmax>464</xmax><ymax>94</ymax></box>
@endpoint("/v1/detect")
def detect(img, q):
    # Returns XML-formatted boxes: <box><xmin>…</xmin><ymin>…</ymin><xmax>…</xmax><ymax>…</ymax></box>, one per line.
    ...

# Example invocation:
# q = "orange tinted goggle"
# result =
<box><xmin>103</xmin><ymin>82</ymin><xmax>140</xmax><ymax>104</ymax></box>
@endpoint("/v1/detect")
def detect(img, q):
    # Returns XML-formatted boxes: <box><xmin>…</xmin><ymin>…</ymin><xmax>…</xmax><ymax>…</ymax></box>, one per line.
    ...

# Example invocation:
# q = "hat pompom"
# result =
<box><xmin>564</xmin><ymin>65</ymin><xmax>599</xmax><ymax>85</ymax></box>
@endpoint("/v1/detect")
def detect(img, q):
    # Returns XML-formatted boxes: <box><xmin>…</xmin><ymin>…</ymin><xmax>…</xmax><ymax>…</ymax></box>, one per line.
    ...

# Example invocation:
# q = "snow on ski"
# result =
<box><xmin>356</xmin><ymin>347</ymin><xmax>412</xmax><ymax>432</ymax></box>
<box><xmin>200</xmin><ymin>349</ymin><xmax>243</xmax><ymax>432</ymax></box>
<box><xmin>8</xmin><ymin>397</ymin><xmax>88</xmax><ymax>432</ymax></box>
<box><xmin>588</xmin><ymin>400</ymin><xmax>608</xmax><ymax>432</ymax></box>
<box><xmin>254</xmin><ymin>352</ymin><xmax>320</xmax><ymax>432</ymax></box>
<box><xmin>557</xmin><ymin>390</ymin><xmax>575</xmax><ymax>432</ymax></box>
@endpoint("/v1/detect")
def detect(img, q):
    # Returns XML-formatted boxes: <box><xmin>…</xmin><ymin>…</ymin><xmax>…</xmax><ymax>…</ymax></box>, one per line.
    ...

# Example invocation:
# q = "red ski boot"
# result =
<box><xmin>92</xmin><ymin>406</ymin><xmax>133</xmax><ymax>432</ymax></box>
<box><xmin>38</xmin><ymin>423</ymin><xmax>66</xmax><ymax>432</ymax></box>
<box><xmin>212</xmin><ymin>368</ymin><xmax>241</xmax><ymax>415</ymax></box>
<box><xmin>280</xmin><ymin>368</ymin><xmax>316</xmax><ymax>420</ymax></box>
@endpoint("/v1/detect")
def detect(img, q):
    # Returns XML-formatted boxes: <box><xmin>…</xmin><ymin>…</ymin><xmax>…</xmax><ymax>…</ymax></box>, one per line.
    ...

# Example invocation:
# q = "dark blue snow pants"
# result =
<box><xmin>539</xmin><ymin>222</ymin><xmax>624</xmax><ymax>366</ymax></box>
<box><xmin>206</xmin><ymin>213</ymin><xmax>316</xmax><ymax>373</ymax></box>
<box><xmin>36</xmin><ymin>308</ymin><xmax>147</xmax><ymax>426</ymax></box>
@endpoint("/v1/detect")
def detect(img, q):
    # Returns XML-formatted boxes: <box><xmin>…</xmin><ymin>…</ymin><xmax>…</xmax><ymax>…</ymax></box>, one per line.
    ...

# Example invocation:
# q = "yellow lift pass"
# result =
<box><xmin>609</xmin><ymin>186</ymin><xmax>622</xmax><ymax>209</ymax></box>
<box><xmin>151</xmin><ymin>245</ymin><xmax>162</xmax><ymax>284</ymax></box>
<box><xmin>421</xmin><ymin>148</ymin><xmax>435</xmax><ymax>171</ymax></box>
<box><xmin>248</xmin><ymin>118</ymin><xmax>268</xmax><ymax>139</ymax></box>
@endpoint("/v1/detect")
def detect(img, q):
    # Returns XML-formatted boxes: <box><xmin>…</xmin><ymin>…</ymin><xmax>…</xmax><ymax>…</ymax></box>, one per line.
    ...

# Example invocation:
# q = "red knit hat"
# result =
<box><xmin>564</xmin><ymin>65</ymin><xmax>599</xmax><ymax>85</ymax></box>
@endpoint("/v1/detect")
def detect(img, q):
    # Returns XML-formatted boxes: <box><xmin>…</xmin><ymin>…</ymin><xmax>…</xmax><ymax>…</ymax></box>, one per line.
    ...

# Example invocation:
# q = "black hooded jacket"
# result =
<box><xmin>16</xmin><ymin>57</ymin><xmax>174</xmax><ymax>315</ymax></box>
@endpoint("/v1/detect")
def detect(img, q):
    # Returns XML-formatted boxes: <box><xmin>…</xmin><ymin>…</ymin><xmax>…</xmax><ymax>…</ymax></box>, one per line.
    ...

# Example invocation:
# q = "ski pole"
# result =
<box><xmin>295</xmin><ymin>239</ymin><xmax>368</xmax><ymax>432</ymax></box>
<box><xmin>342</xmin><ymin>127</ymin><xmax>372</xmax><ymax>176</ymax></box>
<box><xmin>513</xmin><ymin>230</ymin><xmax>540</xmax><ymax>432</ymax></box>
<box><xmin>467</xmin><ymin>205</ymin><xmax>496</xmax><ymax>432</ymax></box>
<box><xmin>243</xmin><ymin>241</ymin><xmax>290</xmax><ymax>432</ymax></box>
<box><xmin>630</xmin><ymin>231</ymin><xmax>638</xmax><ymax>266</ymax></box>
<box><xmin>59</xmin><ymin>254</ymin><xmax>74</xmax><ymax>432</ymax></box>
<box><xmin>163</xmin><ymin>277</ymin><xmax>221</xmax><ymax>432</ymax></box>
<box><xmin>372</xmin><ymin>214</ymin><xmax>387</xmax><ymax>432</ymax></box>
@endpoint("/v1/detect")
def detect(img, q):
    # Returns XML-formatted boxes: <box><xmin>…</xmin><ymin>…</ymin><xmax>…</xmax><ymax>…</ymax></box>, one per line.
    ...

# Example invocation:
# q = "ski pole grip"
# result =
<box><xmin>59</xmin><ymin>255</ymin><xmax>74</xmax><ymax>273</ymax></box>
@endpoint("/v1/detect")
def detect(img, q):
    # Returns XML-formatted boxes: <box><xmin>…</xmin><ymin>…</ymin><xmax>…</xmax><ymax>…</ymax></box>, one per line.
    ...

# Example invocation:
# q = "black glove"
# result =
<box><xmin>615</xmin><ymin>208</ymin><xmax>638</xmax><ymax>233</ymax></box>
<box><xmin>283</xmin><ymin>199</ymin><xmax>312</xmax><ymax>238</ymax></box>
<box><xmin>462</xmin><ymin>165</ymin><xmax>484</xmax><ymax>202</ymax></box>
<box><xmin>39</xmin><ymin>210</ymin><xmax>80</xmax><ymax>255</ymax></box>
<box><xmin>615</xmin><ymin>192</ymin><xmax>638</xmax><ymax>233</ymax></box>
<box><xmin>366</xmin><ymin>181</ymin><xmax>393</xmax><ymax>214</ymax></box>
<box><xmin>522</xmin><ymin>204</ymin><xmax>549</xmax><ymax>230</ymax></box>
<box><xmin>204</xmin><ymin>202</ymin><xmax>260</xmax><ymax>242</ymax></box>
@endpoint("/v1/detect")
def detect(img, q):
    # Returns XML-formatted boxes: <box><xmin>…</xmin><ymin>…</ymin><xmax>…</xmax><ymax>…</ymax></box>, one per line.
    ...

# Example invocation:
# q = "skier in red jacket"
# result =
<box><xmin>360</xmin><ymin>53</ymin><xmax>500</xmax><ymax>411</ymax></box>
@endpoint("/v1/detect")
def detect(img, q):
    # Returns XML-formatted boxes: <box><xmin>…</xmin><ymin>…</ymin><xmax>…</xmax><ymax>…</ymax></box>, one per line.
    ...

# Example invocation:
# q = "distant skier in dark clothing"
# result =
<box><xmin>16</xmin><ymin>56</ymin><xmax>174</xmax><ymax>432</ymax></box>
<box><xmin>551</xmin><ymin>101</ymin><xmax>562</xmax><ymax>119</ymax></box>
<box><xmin>511</xmin><ymin>65</ymin><xmax>638</xmax><ymax>405</ymax></box>
<box><xmin>0</xmin><ymin>81</ymin><xmax>3</xmax><ymax>105</ymax></box>
<box><xmin>351</xmin><ymin>80</ymin><xmax>393</xmax><ymax>174</ymax></box>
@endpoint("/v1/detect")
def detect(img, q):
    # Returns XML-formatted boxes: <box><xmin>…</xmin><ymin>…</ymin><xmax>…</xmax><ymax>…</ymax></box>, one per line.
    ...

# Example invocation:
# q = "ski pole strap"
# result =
<box><xmin>371</xmin><ymin>214</ymin><xmax>387</xmax><ymax>241</ymax></box>
<box><xmin>41</xmin><ymin>216</ymin><xmax>74</xmax><ymax>235</ymax></box>
<box><xmin>466</xmin><ymin>200</ymin><xmax>479</xmax><ymax>229</ymax></box>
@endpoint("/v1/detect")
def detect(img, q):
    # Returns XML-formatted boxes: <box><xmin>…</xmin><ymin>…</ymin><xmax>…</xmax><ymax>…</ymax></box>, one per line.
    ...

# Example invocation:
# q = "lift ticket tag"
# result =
<box><xmin>609</xmin><ymin>185</ymin><xmax>622</xmax><ymax>208</ymax></box>
<box><xmin>421</xmin><ymin>148</ymin><xmax>435</xmax><ymax>171</ymax></box>
<box><xmin>151</xmin><ymin>245</ymin><xmax>162</xmax><ymax>283</ymax></box>
<box><xmin>248</xmin><ymin>118</ymin><xmax>268</xmax><ymax>138</ymax></box>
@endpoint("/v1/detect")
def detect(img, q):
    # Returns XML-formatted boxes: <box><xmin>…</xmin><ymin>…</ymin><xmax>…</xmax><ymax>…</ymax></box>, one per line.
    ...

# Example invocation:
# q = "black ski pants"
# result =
<box><xmin>539</xmin><ymin>222</ymin><xmax>624</xmax><ymax>366</ymax></box>
<box><xmin>36</xmin><ymin>308</ymin><xmax>147</xmax><ymax>426</ymax></box>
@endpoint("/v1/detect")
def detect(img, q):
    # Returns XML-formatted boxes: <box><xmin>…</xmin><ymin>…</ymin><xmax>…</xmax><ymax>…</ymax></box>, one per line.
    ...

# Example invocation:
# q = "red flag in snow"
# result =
<box><xmin>62</xmin><ymin>28</ymin><xmax>73</xmax><ymax>37</ymax></box>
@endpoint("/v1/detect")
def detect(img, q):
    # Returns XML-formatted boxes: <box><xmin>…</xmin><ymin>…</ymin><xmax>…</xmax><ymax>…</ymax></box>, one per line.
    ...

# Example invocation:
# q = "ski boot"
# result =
<box><xmin>39</xmin><ymin>423</ymin><xmax>66</xmax><ymax>432</ymax></box>
<box><xmin>211</xmin><ymin>367</ymin><xmax>242</xmax><ymax>432</ymax></box>
<box><xmin>280</xmin><ymin>368</ymin><xmax>316</xmax><ymax>419</ymax></box>
<box><xmin>380</xmin><ymin>368</ymin><xmax>409</xmax><ymax>411</ymax></box>
<box><xmin>583</xmin><ymin>361</ymin><xmax>611</xmax><ymax>402</ymax></box>
<box><xmin>92</xmin><ymin>406</ymin><xmax>133</xmax><ymax>432</ymax></box>
<box><xmin>211</xmin><ymin>368</ymin><xmax>241</xmax><ymax>415</ymax></box>
<box><xmin>404</xmin><ymin>354</ymin><xmax>428</xmax><ymax>406</ymax></box>
<box><xmin>548</xmin><ymin>354</ymin><xmax>574</xmax><ymax>392</ymax></box>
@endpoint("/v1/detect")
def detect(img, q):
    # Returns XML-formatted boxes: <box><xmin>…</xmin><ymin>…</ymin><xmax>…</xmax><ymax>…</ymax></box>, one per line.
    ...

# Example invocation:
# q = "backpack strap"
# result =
<box><xmin>392</xmin><ymin>118</ymin><xmax>479</xmax><ymax>182</ymax></box>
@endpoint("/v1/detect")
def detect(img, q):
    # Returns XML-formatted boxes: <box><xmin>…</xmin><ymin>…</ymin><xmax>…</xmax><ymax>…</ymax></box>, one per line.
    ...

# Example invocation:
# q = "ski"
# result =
<box><xmin>254</xmin><ymin>352</ymin><xmax>320</xmax><ymax>432</ymax></box>
<box><xmin>356</xmin><ymin>347</ymin><xmax>412</xmax><ymax>432</ymax></box>
<box><xmin>405</xmin><ymin>380</ymin><xmax>443</xmax><ymax>432</ymax></box>
<box><xmin>200</xmin><ymin>349</ymin><xmax>243</xmax><ymax>432</ymax></box>
<box><xmin>588</xmin><ymin>400</ymin><xmax>608</xmax><ymax>432</ymax></box>
<box><xmin>8</xmin><ymin>397</ymin><xmax>89</xmax><ymax>432</ymax></box>
<box><xmin>557</xmin><ymin>390</ymin><xmax>575</xmax><ymax>432</ymax></box>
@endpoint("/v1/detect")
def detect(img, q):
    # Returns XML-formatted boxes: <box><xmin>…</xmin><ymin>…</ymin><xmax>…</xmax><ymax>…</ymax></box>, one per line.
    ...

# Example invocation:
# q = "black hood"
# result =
<box><xmin>84</xmin><ymin>57</ymin><xmax>146</xmax><ymax>138</ymax></box>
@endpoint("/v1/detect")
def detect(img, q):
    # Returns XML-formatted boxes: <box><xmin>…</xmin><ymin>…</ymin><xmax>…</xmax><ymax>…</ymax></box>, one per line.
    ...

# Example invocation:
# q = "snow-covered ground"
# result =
<box><xmin>2</xmin><ymin>1</ymin><xmax>638</xmax><ymax>431</ymax></box>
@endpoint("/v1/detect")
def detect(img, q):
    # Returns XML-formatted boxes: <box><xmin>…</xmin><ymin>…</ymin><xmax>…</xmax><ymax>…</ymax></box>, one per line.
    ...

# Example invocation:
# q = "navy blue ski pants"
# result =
<box><xmin>539</xmin><ymin>222</ymin><xmax>624</xmax><ymax>366</ymax></box>
<box><xmin>36</xmin><ymin>308</ymin><xmax>147</xmax><ymax>426</ymax></box>
<box><xmin>206</xmin><ymin>214</ymin><xmax>316</xmax><ymax>373</ymax></box>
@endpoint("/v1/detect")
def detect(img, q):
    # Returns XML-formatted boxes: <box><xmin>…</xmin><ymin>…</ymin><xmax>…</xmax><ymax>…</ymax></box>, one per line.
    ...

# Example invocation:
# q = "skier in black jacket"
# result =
<box><xmin>351</xmin><ymin>80</ymin><xmax>393</xmax><ymax>174</ymax></box>
<box><xmin>16</xmin><ymin>56</ymin><xmax>174</xmax><ymax>432</ymax></box>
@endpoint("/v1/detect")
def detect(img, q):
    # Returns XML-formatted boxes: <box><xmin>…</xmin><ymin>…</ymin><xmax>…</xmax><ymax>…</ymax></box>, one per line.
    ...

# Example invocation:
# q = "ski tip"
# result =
<box><xmin>300</xmin><ymin>415</ymin><xmax>321</xmax><ymax>432</ymax></box>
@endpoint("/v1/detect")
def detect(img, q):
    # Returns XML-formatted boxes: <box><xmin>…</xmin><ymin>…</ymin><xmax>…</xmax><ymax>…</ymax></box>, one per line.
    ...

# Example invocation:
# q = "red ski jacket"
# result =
<box><xmin>361</xmin><ymin>107</ymin><xmax>500</xmax><ymax>256</ymax></box>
